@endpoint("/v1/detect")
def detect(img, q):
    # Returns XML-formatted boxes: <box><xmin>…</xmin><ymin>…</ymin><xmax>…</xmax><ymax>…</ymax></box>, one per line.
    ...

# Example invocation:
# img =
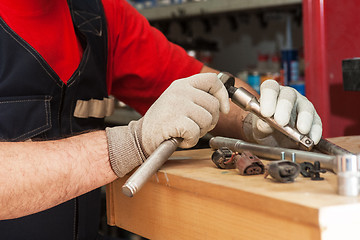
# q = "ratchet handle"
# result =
<box><xmin>230</xmin><ymin>86</ymin><xmax>314</xmax><ymax>151</ymax></box>
<box><xmin>217</xmin><ymin>72</ymin><xmax>314</xmax><ymax>151</ymax></box>
<box><xmin>122</xmin><ymin>137</ymin><xmax>182</xmax><ymax>197</ymax></box>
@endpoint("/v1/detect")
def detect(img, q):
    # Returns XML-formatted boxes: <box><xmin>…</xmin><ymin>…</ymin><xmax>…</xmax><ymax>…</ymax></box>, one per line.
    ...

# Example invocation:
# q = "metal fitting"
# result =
<box><xmin>336</xmin><ymin>154</ymin><xmax>360</xmax><ymax>197</ymax></box>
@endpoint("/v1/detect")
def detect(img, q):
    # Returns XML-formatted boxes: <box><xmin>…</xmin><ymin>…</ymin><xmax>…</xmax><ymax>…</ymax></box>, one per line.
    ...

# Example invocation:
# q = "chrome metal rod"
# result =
<box><xmin>209</xmin><ymin>136</ymin><xmax>337</xmax><ymax>172</ymax></box>
<box><xmin>122</xmin><ymin>137</ymin><xmax>181</xmax><ymax>197</ymax></box>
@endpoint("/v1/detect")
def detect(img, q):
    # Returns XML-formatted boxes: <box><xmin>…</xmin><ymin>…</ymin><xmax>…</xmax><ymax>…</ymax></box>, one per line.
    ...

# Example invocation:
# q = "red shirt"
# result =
<box><xmin>0</xmin><ymin>0</ymin><xmax>203</xmax><ymax>115</ymax></box>
<box><xmin>0</xmin><ymin>0</ymin><xmax>83</xmax><ymax>84</ymax></box>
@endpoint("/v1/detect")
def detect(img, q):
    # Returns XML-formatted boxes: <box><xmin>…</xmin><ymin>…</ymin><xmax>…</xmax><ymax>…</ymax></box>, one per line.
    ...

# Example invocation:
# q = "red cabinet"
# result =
<box><xmin>303</xmin><ymin>0</ymin><xmax>360</xmax><ymax>137</ymax></box>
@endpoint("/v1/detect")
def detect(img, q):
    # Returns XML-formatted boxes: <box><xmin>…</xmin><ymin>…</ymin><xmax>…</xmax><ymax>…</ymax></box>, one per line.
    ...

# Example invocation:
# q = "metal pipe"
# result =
<box><xmin>122</xmin><ymin>137</ymin><xmax>181</xmax><ymax>197</ymax></box>
<box><xmin>209</xmin><ymin>136</ymin><xmax>337</xmax><ymax>172</ymax></box>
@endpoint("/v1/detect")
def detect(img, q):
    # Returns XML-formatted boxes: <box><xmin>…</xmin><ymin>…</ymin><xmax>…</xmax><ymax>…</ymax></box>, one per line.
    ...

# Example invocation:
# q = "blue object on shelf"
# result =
<box><xmin>248</xmin><ymin>72</ymin><xmax>260</xmax><ymax>94</ymax></box>
<box><xmin>289</xmin><ymin>81</ymin><xmax>305</xmax><ymax>96</ymax></box>
<box><xmin>281</xmin><ymin>49</ymin><xmax>299</xmax><ymax>86</ymax></box>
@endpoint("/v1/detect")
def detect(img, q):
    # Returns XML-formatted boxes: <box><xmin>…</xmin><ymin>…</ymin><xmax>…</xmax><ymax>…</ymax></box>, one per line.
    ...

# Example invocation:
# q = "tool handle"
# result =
<box><xmin>122</xmin><ymin>137</ymin><xmax>181</xmax><ymax>197</ymax></box>
<box><xmin>218</xmin><ymin>72</ymin><xmax>314</xmax><ymax>151</ymax></box>
<box><xmin>315</xmin><ymin>138</ymin><xmax>353</xmax><ymax>155</ymax></box>
<box><xmin>230</xmin><ymin>86</ymin><xmax>314</xmax><ymax>151</ymax></box>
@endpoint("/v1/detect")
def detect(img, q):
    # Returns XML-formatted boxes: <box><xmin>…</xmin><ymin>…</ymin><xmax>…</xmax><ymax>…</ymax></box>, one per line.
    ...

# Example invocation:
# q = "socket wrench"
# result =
<box><xmin>217</xmin><ymin>72</ymin><xmax>314</xmax><ymax>151</ymax></box>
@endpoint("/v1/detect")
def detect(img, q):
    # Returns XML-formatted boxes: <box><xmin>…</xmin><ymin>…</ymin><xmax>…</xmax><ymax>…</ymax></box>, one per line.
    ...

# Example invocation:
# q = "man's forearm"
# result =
<box><xmin>200</xmin><ymin>65</ymin><xmax>259</xmax><ymax>139</ymax></box>
<box><xmin>0</xmin><ymin>131</ymin><xmax>117</xmax><ymax>220</ymax></box>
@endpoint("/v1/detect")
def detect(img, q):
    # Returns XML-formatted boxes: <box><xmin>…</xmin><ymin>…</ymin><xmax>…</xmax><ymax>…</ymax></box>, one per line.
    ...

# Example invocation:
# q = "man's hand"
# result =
<box><xmin>141</xmin><ymin>73</ymin><xmax>230</xmax><ymax>154</ymax></box>
<box><xmin>244</xmin><ymin>80</ymin><xmax>322</xmax><ymax>147</ymax></box>
<box><xmin>106</xmin><ymin>73</ymin><xmax>230</xmax><ymax>177</ymax></box>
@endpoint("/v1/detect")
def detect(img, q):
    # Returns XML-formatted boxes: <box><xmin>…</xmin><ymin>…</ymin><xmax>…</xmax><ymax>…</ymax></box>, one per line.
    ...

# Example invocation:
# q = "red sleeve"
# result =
<box><xmin>102</xmin><ymin>0</ymin><xmax>203</xmax><ymax>115</ymax></box>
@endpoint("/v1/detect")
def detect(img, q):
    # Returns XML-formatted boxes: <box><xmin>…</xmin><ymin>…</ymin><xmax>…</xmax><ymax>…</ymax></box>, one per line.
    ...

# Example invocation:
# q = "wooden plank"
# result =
<box><xmin>106</xmin><ymin>181</ymin><xmax>116</xmax><ymax>226</ymax></box>
<box><xmin>319</xmin><ymin>204</ymin><xmax>360</xmax><ymax>240</ymax></box>
<box><xmin>110</xmin><ymin>177</ymin><xmax>320</xmax><ymax>240</ymax></box>
<box><xmin>107</xmin><ymin>136</ymin><xmax>360</xmax><ymax>239</ymax></box>
<box><xmin>325</xmin><ymin>136</ymin><xmax>360</xmax><ymax>153</ymax></box>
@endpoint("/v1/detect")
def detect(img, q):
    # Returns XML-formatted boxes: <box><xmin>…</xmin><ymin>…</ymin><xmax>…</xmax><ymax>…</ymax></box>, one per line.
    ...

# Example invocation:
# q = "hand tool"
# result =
<box><xmin>314</xmin><ymin>138</ymin><xmax>353</xmax><ymax>155</ymax></box>
<box><xmin>121</xmin><ymin>72</ymin><xmax>234</xmax><ymax>197</ymax></box>
<box><xmin>218</xmin><ymin>72</ymin><xmax>354</xmax><ymax>155</ymax></box>
<box><xmin>122</xmin><ymin>72</ymin><xmax>351</xmax><ymax>197</ymax></box>
<box><xmin>217</xmin><ymin>72</ymin><xmax>314</xmax><ymax>151</ymax></box>
<box><xmin>122</xmin><ymin>137</ymin><xmax>181</xmax><ymax>197</ymax></box>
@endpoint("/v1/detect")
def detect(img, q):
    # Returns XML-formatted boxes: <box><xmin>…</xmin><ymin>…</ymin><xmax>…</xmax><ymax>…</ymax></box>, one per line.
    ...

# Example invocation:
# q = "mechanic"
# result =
<box><xmin>0</xmin><ymin>0</ymin><xmax>322</xmax><ymax>239</ymax></box>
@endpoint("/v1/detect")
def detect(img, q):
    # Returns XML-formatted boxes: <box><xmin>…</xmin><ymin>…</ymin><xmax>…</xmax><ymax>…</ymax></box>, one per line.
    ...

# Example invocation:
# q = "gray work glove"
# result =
<box><xmin>243</xmin><ymin>79</ymin><xmax>322</xmax><ymax>148</ymax></box>
<box><xmin>106</xmin><ymin>73</ymin><xmax>230</xmax><ymax>177</ymax></box>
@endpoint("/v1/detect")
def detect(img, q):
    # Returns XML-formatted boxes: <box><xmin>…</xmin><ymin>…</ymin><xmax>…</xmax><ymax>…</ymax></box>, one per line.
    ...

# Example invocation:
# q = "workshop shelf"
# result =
<box><xmin>139</xmin><ymin>0</ymin><xmax>302</xmax><ymax>21</ymax></box>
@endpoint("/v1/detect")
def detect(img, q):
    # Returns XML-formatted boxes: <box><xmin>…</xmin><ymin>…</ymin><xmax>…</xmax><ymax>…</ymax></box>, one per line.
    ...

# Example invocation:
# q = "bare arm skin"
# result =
<box><xmin>200</xmin><ymin>65</ymin><xmax>259</xmax><ymax>139</ymax></box>
<box><xmin>0</xmin><ymin>131</ymin><xmax>117</xmax><ymax>220</ymax></box>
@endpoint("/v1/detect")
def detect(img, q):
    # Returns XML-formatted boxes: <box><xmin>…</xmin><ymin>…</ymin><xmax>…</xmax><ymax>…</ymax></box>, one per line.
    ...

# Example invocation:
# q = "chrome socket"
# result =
<box><xmin>336</xmin><ymin>154</ymin><xmax>360</xmax><ymax>197</ymax></box>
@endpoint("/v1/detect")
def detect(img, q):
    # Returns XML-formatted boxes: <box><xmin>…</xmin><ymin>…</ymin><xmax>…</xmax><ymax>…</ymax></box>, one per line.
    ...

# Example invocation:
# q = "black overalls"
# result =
<box><xmin>0</xmin><ymin>0</ymin><xmax>110</xmax><ymax>239</ymax></box>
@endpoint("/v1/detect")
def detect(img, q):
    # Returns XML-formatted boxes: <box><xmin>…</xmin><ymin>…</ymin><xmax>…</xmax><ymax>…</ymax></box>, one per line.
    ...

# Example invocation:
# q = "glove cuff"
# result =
<box><xmin>106</xmin><ymin>118</ymin><xmax>147</xmax><ymax>177</ymax></box>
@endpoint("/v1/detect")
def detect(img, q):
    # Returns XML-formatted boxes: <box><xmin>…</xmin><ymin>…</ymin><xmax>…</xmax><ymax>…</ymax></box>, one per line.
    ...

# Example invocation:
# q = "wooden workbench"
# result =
<box><xmin>106</xmin><ymin>136</ymin><xmax>360</xmax><ymax>240</ymax></box>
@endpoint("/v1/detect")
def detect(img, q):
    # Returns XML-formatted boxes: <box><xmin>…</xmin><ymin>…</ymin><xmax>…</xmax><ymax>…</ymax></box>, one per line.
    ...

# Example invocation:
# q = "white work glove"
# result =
<box><xmin>106</xmin><ymin>73</ymin><xmax>230</xmax><ymax>177</ymax></box>
<box><xmin>141</xmin><ymin>73</ymin><xmax>230</xmax><ymax>154</ymax></box>
<box><xmin>243</xmin><ymin>79</ymin><xmax>322</xmax><ymax>148</ymax></box>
